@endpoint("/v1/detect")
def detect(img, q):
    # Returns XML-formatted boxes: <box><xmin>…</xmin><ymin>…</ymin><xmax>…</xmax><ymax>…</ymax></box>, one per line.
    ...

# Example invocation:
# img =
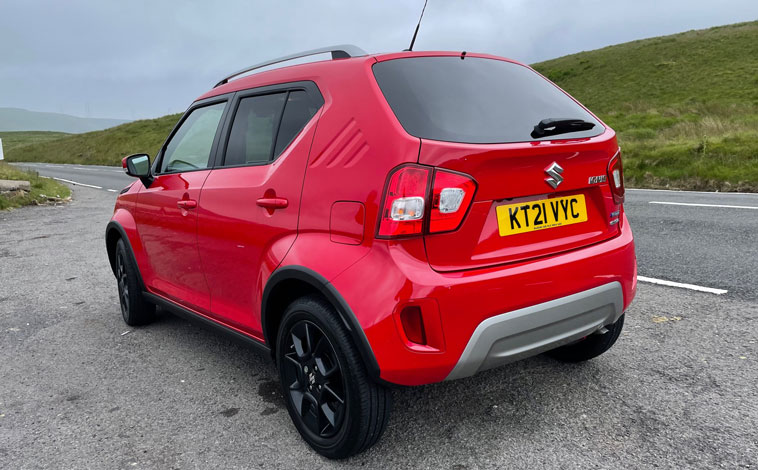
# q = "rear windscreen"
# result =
<box><xmin>372</xmin><ymin>57</ymin><xmax>604</xmax><ymax>144</ymax></box>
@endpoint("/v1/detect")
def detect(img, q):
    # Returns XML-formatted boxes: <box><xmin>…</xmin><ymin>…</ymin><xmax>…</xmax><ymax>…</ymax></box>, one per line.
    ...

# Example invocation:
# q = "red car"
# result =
<box><xmin>106</xmin><ymin>45</ymin><xmax>636</xmax><ymax>458</ymax></box>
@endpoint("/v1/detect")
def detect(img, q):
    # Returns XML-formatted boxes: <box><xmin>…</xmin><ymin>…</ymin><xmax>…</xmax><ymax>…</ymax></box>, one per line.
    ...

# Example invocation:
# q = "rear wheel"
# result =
<box><xmin>115</xmin><ymin>239</ymin><xmax>155</xmax><ymax>326</ymax></box>
<box><xmin>547</xmin><ymin>314</ymin><xmax>625</xmax><ymax>362</ymax></box>
<box><xmin>276</xmin><ymin>296</ymin><xmax>391</xmax><ymax>459</ymax></box>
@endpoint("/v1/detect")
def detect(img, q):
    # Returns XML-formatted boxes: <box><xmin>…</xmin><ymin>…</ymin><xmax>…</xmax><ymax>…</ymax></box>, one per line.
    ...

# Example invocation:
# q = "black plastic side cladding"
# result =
<box><xmin>144</xmin><ymin>292</ymin><xmax>270</xmax><ymax>356</ymax></box>
<box><xmin>262</xmin><ymin>266</ymin><xmax>382</xmax><ymax>382</ymax></box>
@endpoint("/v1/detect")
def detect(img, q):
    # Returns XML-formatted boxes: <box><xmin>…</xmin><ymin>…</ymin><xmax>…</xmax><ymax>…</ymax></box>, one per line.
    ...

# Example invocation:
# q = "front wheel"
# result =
<box><xmin>547</xmin><ymin>314</ymin><xmax>625</xmax><ymax>362</ymax></box>
<box><xmin>276</xmin><ymin>296</ymin><xmax>392</xmax><ymax>459</ymax></box>
<box><xmin>115</xmin><ymin>239</ymin><xmax>155</xmax><ymax>326</ymax></box>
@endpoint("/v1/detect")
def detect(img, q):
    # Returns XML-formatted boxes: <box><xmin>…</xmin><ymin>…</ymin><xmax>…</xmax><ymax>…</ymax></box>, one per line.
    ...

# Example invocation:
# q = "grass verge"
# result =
<box><xmin>0</xmin><ymin>162</ymin><xmax>71</xmax><ymax>210</ymax></box>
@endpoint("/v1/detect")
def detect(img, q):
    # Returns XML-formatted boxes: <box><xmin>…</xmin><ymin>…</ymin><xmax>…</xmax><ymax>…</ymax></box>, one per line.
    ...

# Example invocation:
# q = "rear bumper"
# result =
<box><xmin>445</xmin><ymin>282</ymin><xmax>623</xmax><ymax>380</ymax></box>
<box><xmin>330</xmin><ymin>214</ymin><xmax>636</xmax><ymax>386</ymax></box>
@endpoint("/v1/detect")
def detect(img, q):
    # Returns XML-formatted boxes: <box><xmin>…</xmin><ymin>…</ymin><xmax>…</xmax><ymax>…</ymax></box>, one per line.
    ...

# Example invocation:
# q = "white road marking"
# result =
<box><xmin>14</xmin><ymin>162</ymin><xmax>125</xmax><ymax>173</ymax></box>
<box><xmin>629</xmin><ymin>188</ymin><xmax>758</xmax><ymax>196</ymax></box>
<box><xmin>649</xmin><ymin>201</ymin><xmax>758</xmax><ymax>210</ymax></box>
<box><xmin>107</xmin><ymin>189</ymin><xmax>118</xmax><ymax>192</ymax></box>
<box><xmin>52</xmin><ymin>177</ymin><xmax>102</xmax><ymax>190</ymax></box>
<box><xmin>638</xmin><ymin>276</ymin><xmax>728</xmax><ymax>295</ymax></box>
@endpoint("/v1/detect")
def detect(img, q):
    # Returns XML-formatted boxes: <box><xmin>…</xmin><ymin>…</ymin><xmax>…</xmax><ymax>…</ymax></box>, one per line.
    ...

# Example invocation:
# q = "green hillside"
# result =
<box><xmin>533</xmin><ymin>21</ymin><xmax>758</xmax><ymax>191</ymax></box>
<box><xmin>5</xmin><ymin>21</ymin><xmax>758</xmax><ymax>190</ymax></box>
<box><xmin>5</xmin><ymin>114</ymin><xmax>181</xmax><ymax>166</ymax></box>
<box><xmin>0</xmin><ymin>131</ymin><xmax>69</xmax><ymax>153</ymax></box>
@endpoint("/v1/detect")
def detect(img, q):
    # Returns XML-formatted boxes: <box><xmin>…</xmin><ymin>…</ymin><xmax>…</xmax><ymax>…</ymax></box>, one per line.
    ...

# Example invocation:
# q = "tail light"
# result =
<box><xmin>429</xmin><ymin>169</ymin><xmax>477</xmax><ymax>233</ymax></box>
<box><xmin>377</xmin><ymin>165</ymin><xmax>431</xmax><ymax>237</ymax></box>
<box><xmin>377</xmin><ymin>164</ymin><xmax>477</xmax><ymax>238</ymax></box>
<box><xmin>607</xmin><ymin>149</ymin><xmax>624</xmax><ymax>204</ymax></box>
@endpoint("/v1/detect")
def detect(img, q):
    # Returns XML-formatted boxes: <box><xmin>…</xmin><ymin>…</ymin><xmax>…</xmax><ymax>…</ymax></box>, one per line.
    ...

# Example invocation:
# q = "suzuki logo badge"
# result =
<box><xmin>544</xmin><ymin>162</ymin><xmax>564</xmax><ymax>189</ymax></box>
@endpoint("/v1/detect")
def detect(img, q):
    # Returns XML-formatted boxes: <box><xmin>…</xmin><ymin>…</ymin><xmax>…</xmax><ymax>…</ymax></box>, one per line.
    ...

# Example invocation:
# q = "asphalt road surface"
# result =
<box><xmin>12</xmin><ymin>162</ymin><xmax>133</xmax><ymax>193</ymax></box>
<box><xmin>12</xmin><ymin>162</ymin><xmax>757</xmax><ymax>300</ymax></box>
<box><xmin>1</xmin><ymin>164</ymin><xmax>757</xmax><ymax>469</ymax></box>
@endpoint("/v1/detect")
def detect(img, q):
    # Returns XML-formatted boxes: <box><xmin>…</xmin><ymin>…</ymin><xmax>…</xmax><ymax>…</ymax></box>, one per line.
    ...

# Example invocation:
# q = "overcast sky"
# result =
<box><xmin>2</xmin><ymin>0</ymin><xmax>756</xmax><ymax>120</ymax></box>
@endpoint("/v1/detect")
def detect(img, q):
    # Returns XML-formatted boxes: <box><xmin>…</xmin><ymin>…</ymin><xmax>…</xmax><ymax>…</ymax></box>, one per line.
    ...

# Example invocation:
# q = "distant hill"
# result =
<box><xmin>0</xmin><ymin>107</ymin><xmax>129</xmax><ymax>133</ymax></box>
<box><xmin>3</xmin><ymin>114</ymin><xmax>181</xmax><ymax>166</ymax></box>
<box><xmin>5</xmin><ymin>21</ymin><xmax>758</xmax><ymax>190</ymax></box>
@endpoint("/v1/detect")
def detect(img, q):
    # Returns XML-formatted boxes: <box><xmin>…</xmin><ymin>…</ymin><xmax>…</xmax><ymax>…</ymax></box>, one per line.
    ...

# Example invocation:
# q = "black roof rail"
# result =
<box><xmin>214</xmin><ymin>44</ymin><xmax>367</xmax><ymax>88</ymax></box>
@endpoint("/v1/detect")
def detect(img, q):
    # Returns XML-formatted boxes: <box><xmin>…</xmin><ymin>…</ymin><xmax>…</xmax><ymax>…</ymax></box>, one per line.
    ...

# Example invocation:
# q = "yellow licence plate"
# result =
<box><xmin>496</xmin><ymin>194</ymin><xmax>588</xmax><ymax>237</ymax></box>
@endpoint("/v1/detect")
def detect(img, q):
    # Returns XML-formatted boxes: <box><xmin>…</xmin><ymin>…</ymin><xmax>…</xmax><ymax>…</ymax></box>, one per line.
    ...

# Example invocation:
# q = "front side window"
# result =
<box><xmin>160</xmin><ymin>102</ymin><xmax>226</xmax><ymax>173</ymax></box>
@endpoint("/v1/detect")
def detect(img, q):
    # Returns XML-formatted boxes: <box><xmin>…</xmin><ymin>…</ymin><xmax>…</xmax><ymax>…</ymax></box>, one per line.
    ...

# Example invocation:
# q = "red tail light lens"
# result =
<box><xmin>429</xmin><ymin>169</ymin><xmax>477</xmax><ymax>233</ymax></box>
<box><xmin>377</xmin><ymin>165</ymin><xmax>477</xmax><ymax>238</ymax></box>
<box><xmin>377</xmin><ymin>165</ymin><xmax>431</xmax><ymax>237</ymax></box>
<box><xmin>607</xmin><ymin>149</ymin><xmax>625</xmax><ymax>204</ymax></box>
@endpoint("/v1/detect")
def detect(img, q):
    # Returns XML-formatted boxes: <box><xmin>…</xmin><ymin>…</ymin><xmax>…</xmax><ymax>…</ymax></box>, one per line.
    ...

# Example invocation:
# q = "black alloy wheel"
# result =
<box><xmin>282</xmin><ymin>320</ymin><xmax>346</xmax><ymax>439</ymax></box>
<box><xmin>114</xmin><ymin>238</ymin><xmax>155</xmax><ymax>326</ymax></box>
<box><xmin>276</xmin><ymin>296</ymin><xmax>392</xmax><ymax>459</ymax></box>
<box><xmin>116</xmin><ymin>250</ymin><xmax>130</xmax><ymax>319</ymax></box>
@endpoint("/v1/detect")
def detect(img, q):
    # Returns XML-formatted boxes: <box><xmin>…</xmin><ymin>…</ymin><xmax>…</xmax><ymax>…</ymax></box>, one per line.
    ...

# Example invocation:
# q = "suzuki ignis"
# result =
<box><xmin>106</xmin><ymin>45</ymin><xmax>636</xmax><ymax>458</ymax></box>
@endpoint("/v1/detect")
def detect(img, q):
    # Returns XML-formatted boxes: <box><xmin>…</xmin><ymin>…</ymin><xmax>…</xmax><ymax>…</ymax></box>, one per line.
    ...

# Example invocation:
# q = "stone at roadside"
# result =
<box><xmin>0</xmin><ymin>179</ymin><xmax>31</xmax><ymax>192</ymax></box>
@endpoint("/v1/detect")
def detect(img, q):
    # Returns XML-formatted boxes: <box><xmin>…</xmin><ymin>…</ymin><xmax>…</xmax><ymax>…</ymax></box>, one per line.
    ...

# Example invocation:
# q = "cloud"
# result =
<box><xmin>1</xmin><ymin>0</ymin><xmax>756</xmax><ymax>119</ymax></box>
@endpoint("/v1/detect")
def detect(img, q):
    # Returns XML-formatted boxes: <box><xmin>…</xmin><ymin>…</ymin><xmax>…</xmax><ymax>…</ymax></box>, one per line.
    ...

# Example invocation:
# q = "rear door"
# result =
<box><xmin>196</xmin><ymin>82</ymin><xmax>323</xmax><ymax>334</ymax></box>
<box><xmin>373</xmin><ymin>56</ymin><xmax>622</xmax><ymax>271</ymax></box>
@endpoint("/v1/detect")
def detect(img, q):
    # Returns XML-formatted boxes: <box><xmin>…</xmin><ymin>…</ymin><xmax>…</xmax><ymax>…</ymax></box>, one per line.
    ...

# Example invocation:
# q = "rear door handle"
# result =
<box><xmin>177</xmin><ymin>199</ymin><xmax>197</xmax><ymax>210</ymax></box>
<box><xmin>256</xmin><ymin>197</ymin><xmax>288</xmax><ymax>209</ymax></box>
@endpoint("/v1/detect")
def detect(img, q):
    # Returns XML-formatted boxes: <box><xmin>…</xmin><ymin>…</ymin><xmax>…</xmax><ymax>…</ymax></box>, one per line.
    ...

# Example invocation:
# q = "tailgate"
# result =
<box><xmin>420</xmin><ymin>134</ymin><xmax>622</xmax><ymax>272</ymax></box>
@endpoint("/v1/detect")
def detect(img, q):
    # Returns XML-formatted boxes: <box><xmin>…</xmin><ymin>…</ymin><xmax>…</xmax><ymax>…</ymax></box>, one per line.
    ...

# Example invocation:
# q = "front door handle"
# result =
<box><xmin>177</xmin><ymin>199</ymin><xmax>197</xmax><ymax>210</ymax></box>
<box><xmin>256</xmin><ymin>197</ymin><xmax>288</xmax><ymax>209</ymax></box>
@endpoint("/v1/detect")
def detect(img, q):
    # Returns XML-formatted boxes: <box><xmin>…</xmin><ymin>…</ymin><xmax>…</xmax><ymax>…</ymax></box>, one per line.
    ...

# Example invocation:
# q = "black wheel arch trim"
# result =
<box><xmin>262</xmin><ymin>266</ymin><xmax>383</xmax><ymax>383</ymax></box>
<box><xmin>105</xmin><ymin>221</ymin><xmax>147</xmax><ymax>292</ymax></box>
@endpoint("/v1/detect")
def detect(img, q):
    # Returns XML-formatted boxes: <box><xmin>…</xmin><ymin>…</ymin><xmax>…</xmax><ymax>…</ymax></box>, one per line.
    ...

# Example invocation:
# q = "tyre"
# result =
<box><xmin>547</xmin><ymin>314</ymin><xmax>625</xmax><ymax>362</ymax></box>
<box><xmin>115</xmin><ymin>239</ymin><xmax>155</xmax><ymax>326</ymax></box>
<box><xmin>276</xmin><ymin>296</ymin><xmax>392</xmax><ymax>459</ymax></box>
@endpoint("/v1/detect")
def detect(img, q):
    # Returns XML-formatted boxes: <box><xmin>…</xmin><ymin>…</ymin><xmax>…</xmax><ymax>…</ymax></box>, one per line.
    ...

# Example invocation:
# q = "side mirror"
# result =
<box><xmin>122</xmin><ymin>154</ymin><xmax>153</xmax><ymax>186</ymax></box>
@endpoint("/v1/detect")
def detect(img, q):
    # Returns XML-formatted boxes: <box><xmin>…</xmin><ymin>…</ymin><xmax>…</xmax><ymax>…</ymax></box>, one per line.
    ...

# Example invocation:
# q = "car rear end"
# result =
<box><xmin>327</xmin><ymin>52</ymin><xmax>637</xmax><ymax>386</ymax></box>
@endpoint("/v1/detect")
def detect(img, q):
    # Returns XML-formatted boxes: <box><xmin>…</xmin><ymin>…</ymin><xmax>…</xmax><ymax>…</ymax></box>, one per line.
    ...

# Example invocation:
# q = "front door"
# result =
<box><xmin>197</xmin><ymin>86</ymin><xmax>322</xmax><ymax>334</ymax></box>
<box><xmin>135</xmin><ymin>100</ymin><xmax>227</xmax><ymax>312</ymax></box>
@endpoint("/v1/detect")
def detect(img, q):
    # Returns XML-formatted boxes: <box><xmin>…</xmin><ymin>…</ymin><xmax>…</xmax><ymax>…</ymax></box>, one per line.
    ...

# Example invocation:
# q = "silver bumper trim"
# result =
<box><xmin>445</xmin><ymin>282</ymin><xmax>624</xmax><ymax>381</ymax></box>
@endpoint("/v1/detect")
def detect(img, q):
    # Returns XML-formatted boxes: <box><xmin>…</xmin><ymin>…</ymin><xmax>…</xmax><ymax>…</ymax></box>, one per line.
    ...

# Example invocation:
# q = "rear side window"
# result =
<box><xmin>223</xmin><ymin>90</ymin><xmax>319</xmax><ymax>167</ymax></box>
<box><xmin>224</xmin><ymin>93</ymin><xmax>286</xmax><ymax>166</ymax></box>
<box><xmin>372</xmin><ymin>57</ymin><xmax>604</xmax><ymax>144</ymax></box>
<box><xmin>274</xmin><ymin>90</ymin><xmax>319</xmax><ymax>157</ymax></box>
<box><xmin>160</xmin><ymin>102</ymin><xmax>226</xmax><ymax>173</ymax></box>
